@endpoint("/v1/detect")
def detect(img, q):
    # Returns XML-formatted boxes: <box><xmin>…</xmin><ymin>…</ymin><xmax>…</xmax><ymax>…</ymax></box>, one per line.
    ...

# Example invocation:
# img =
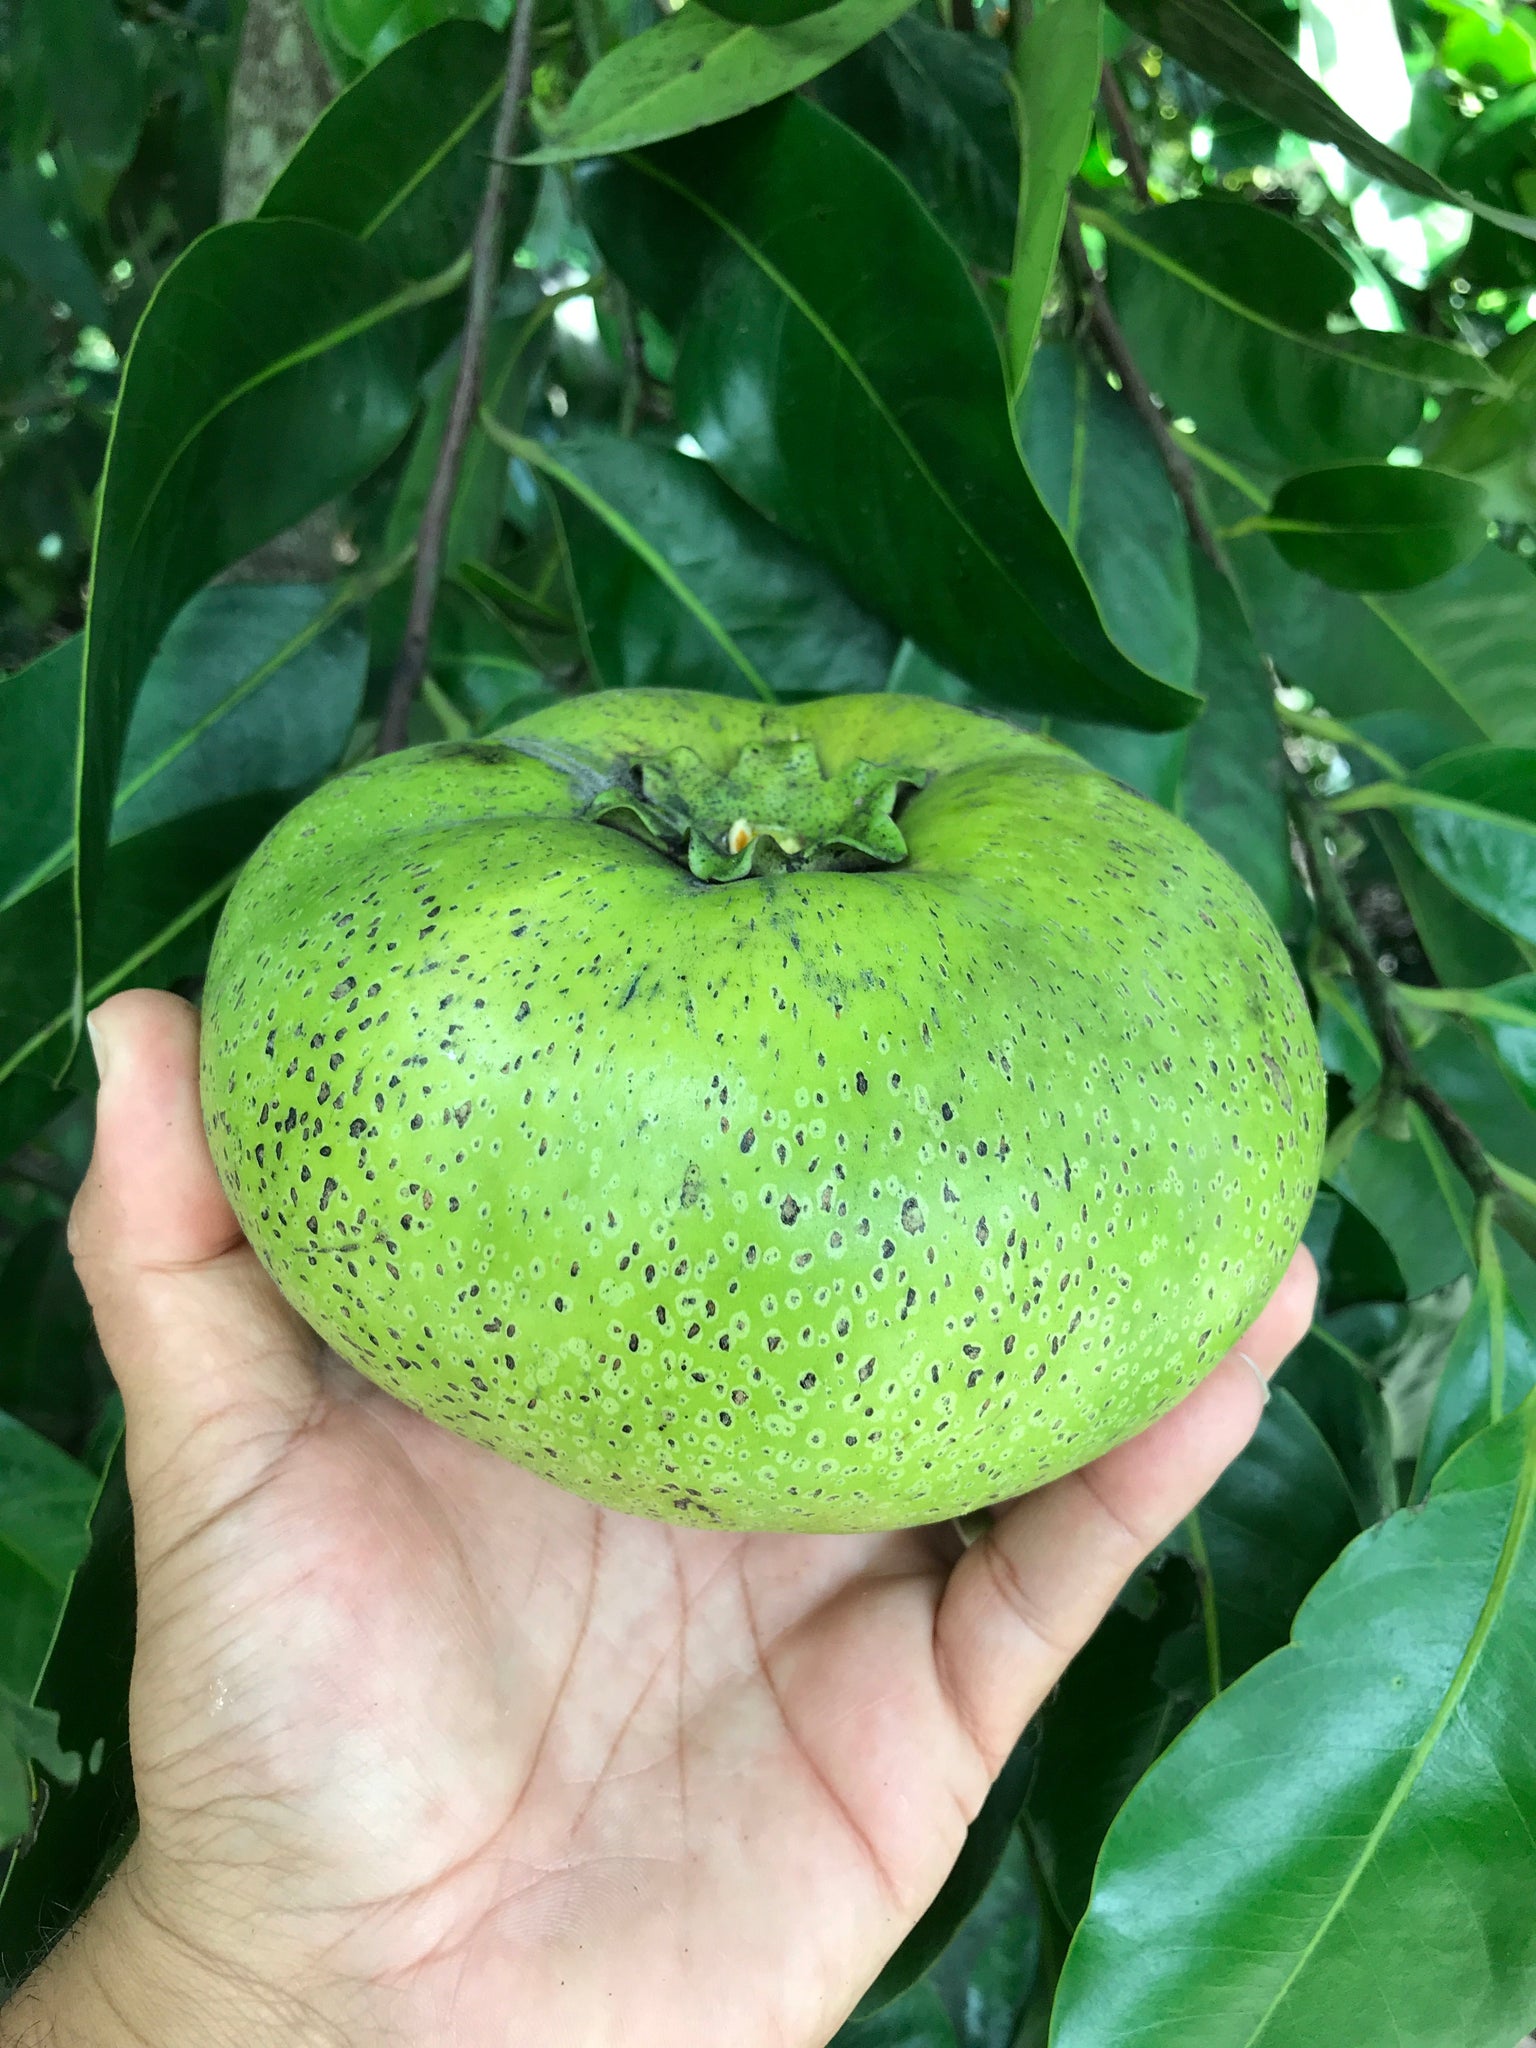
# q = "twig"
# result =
<box><xmin>1099</xmin><ymin>63</ymin><xmax>1151</xmax><ymax>204</ymax></box>
<box><xmin>951</xmin><ymin>0</ymin><xmax>975</xmax><ymax>29</ymax></box>
<box><xmin>1286</xmin><ymin>764</ymin><xmax>1536</xmax><ymax>1256</ymax></box>
<box><xmin>1062</xmin><ymin>202</ymin><xmax>1225</xmax><ymax>570</ymax></box>
<box><xmin>375</xmin><ymin>0</ymin><xmax>538</xmax><ymax>756</ymax></box>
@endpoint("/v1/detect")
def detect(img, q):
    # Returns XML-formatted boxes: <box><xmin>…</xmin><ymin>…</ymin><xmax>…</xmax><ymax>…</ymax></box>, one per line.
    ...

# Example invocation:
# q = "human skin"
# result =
<box><xmin>1</xmin><ymin>989</ymin><xmax>1315</xmax><ymax>2048</ymax></box>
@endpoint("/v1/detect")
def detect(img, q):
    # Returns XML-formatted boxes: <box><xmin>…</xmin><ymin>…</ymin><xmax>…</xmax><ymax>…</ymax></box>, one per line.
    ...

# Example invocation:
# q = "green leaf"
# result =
<box><xmin>1472</xmin><ymin>973</ymin><xmax>1536</xmax><ymax>1115</ymax></box>
<box><xmin>1329</xmin><ymin>1112</ymin><xmax>1475</xmax><ymax>1300</ymax></box>
<box><xmin>1276</xmin><ymin>1324</ymin><xmax>1398</xmax><ymax>1527</ymax></box>
<box><xmin>0</xmin><ymin>584</ymin><xmax>371</xmax><ymax>913</ymax></box>
<box><xmin>0</xmin><ymin>1221</ymin><xmax>101</xmax><ymax>1453</ymax></box>
<box><xmin>1258</xmin><ymin>464</ymin><xmax>1491</xmax><ymax>593</ymax></box>
<box><xmin>815</xmin><ymin>17</ymin><xmax>1018</xmax><ymax>275</ymax></box>
<box><xmin>0</xmin><ymin>172</ymin><xmax>105</xmax><ymax>326</ymax></box>
<box><xmin>1393</xmin><ymin>746</ymin><xmax>1536</xmax><ymax>945</ymax></box>
<box><xmin>1</xmin><ymin>795</ymin><xmax>289</xmax><ymax>1160</ymax></box>
<box><xmin>1017</xmin><ymin>342</ymin><xmax>1198</xmax><ymax>691</ymax></box>
<box><xmin>833</xmin><ymin>1980</ymin><xmax>960</xmax><ymax>2047</ymax></box>
<box><xmin>260</xmin><ymin>18</ymin><xmax>533</xmax><ymax>281</ymax></box>
<box><xmin>1174</xmin><ymin>556</ymin><xmax>1295</xmax><ymax>934</ymax></box>
<box><xmin>35</xmin><ymin>0</ymin><xmax>142</xmax><ymax>201</ymax></box>
<box><xmin>1427</xmin><ymin>324</ymin><xmax>1536</xmax><ymax>524</ymax></box>
<box><xmin>1109</xmin><ymin>0</ymin><xmax>1536</xmax><ymax>242</ymax></box>
<box><xmin>1373</xmin><ymin>813</ymin><xmax>1532</xmax><ymax>992</ymax></box>
<box><xmin>517</xmin><ymin>430</ymin><xmax>894</xmax><ymax>701</ymax></box>
<box><xmin>1005</xmin><ymin>0</ymin><xmax>1102</xmax><ymax>398</ymax></box>
<box><xmin>1095</xmin><ymin>201</ymin><xmax>1492</xmax><ymax>471</ymax></box>
<box><xmin>1028</xmin><ymin>1561</ymin><xmax>1201</xmax><ymax>1930</ymax></box>
<box><xmin>702</xmin><ymin>0</ymin><xmax>842</xmax><ymax>22</ymax></box>
<box><xmin>522</xmin><ymin>0</ymin><xmax>919</xmax><ymax>163</ymax></box>
<box><xmin>1051</xmin><ymin>1395</ymin><xmax>1536</xmax><ymax>2048</ymax></box>
<box><xmin>580</xmin><ymin>101</ymin><xmax>1196</xmax><ymax>728</ymax></box>
<box><xmin>1414</xmin><ymin>1277</ymin><xmax>1536</xmax><ymax>1501</ymax></box>
<box><xmin>0</xmin><ymin>1415</ymin><xmax>98</xmax><ymax>1848</ymax></box>
<box><xmin>854</xmin><ymin>1732</ymin><xmax>1033</xmax><ymax>2015</ymax></box>
<box><xmin>1178</xmin><ymin>1389</ymin><xmax>1363</xmax><ymax>1690</ymax></box>
<box><xmin>73</xmin><ymin>219</ymin><xmax>431</xmax><ymax>1033</ymax></box>
<box><xmin>926</xmin><ymin>1831</ymin><xmax>1036</xmax><ymax>2048</ymax></box>
<box><xmin>0</xmin><ymin>1439</ymin><xmax>133</xmax><ymax>1980</ymax></box>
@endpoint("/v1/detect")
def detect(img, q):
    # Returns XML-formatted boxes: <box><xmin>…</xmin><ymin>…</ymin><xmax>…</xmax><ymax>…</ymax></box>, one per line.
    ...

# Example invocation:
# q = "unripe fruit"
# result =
<box><xmin>201</xmin><ymin>690</ymin><xmax>1323</xmax><ymax>1532</ymax></box>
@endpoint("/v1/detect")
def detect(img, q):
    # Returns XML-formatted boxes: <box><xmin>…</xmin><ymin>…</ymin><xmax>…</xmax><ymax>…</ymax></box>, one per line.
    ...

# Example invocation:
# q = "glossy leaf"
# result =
<box><xmin>855</xmin><ymin>1732</ymin><xmax>1033</xmax><ymax>2014</ymax></box>
<box><xmin>1471</xmin><ymin>974</ymin><xmax>1536</xmax><ymax>1115</ymax></box>
<box><xmin>260</xmin><ymin>19</ymin><xmax>532</xmax><ymax>281</ymax></box>
<box><xmin>1052</xmin><ymin>1397</ymin><xmax>1536</xmax><ymax>2048</ymax></box>
<box><xmin>1</xmin><ymin>796</ymin><xmax>289</xmax><ymax>1160</ymax></box>
<box><xmin>522</xmin><ymin>0</ymin><xmax>919</xmax><ymax>163</ymax></box>
<box><xmin>1017</xmin><ymin>342</ymin><xmax>1198</xmax><ymax>692</ymax></box>
<box><xmin>833</xmin><ymin>1980</ymin><xmax>959</xmax><ymax>2047</ymax></box>
<box><xmin>1180</xmin><ymin>1389</ymin><xmax>1362</xmax><ymax>1689</ymax></box>
<box><xmin>1427</xmin><ymin>324</ymin><xmax>1536</xmax><ymax>524</ymax></box>
<box><xmin>0</xmin><ymin>1415</ymin><xmax>98</xmax><ymax>1847</ymax></box>
<box><xmin>1392</xmin><ymin>747</ymin><xmax>1536</xmax><ymax>946</ymax></box>
<box><xmin>1095</xmin><ymin>202</ymin><xmax>1492</xmax><ymax>471</ymax></box>
<box><xmin>1174</xmin><ymin>556</ymin><xmax>1295</xmax><ymax>935</ymax></box>
<box><xmin>0</xmin><ymin>585</ymin><xmax>369</xmax><ymax>913</ymax></box>
<box><xmin>1006</xmin><ymin>0</ymin><xmax>1102</xmax><ymax>396</ymax></box>
<box><xmin>519</xmin><ymin>429</ymin><xmax>894</xmax><ymax>702</ymax></box>
<box><xmin>1414</xmin><ymin>1277</ymin><xmax>1536</xmax><ymax>1501</ymax></box>
<box><xmin>1373</xmin><ymin>814</ymin><xmax>1532</xmax><ymax>993</ymax></box>
<box><xmin>1329</xmin><ymin>1113</ymin><xmax>1475</xmax><ymax>1301</ymax></box>
<box><xmin>926</xmin><ymin>1832</ymin><xmax>1035</xmax><ymax>2048</ymax></box>
<box><xmin>1260</xmin><ymin>464</ymin><xmax>1490</xmax><ymax>593</ymax></box>
<box><xmin>74</xmin><ymin>219</ymin><xmax>428</xmax><ymax>1023</ymax></box>
<box><xmin>1109</xmin><ymin>0</ymin><xmax>1536</xmax><ymax>241</ymax></box>
<box><xmin>580</xmin><ymin>102</ymin><xmax>1195</xmax><ymax>727</ymax></box>
<box><xmin>816</xmin><ymin>18</ymin><xmax>1018</xmax><ymax>275</ymax></box>
<box><xmin>1275</xmin><ymin>1325</ymin><xmax>1397</xmax><ymax>1527</ymax></box>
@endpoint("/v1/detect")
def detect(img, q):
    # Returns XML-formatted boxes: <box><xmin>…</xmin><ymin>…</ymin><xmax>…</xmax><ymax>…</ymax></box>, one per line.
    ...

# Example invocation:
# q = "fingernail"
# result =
<box><xmin>86</xmin><ymin>1008</ymin><xmax>112</xmax><ymax>1088</ymax></box>
<box><xmin>1237</xmin><ymin>1349</ymin><xmax>1272</xmax><ymax>1405</ymax></box>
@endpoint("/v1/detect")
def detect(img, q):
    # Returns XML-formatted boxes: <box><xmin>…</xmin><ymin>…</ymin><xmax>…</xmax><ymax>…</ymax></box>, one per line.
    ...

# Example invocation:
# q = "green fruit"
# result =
<box><xmin>201</xmin><ymin>690</ymin><xmax>1323</xmax><ymax>1533</ymax></box>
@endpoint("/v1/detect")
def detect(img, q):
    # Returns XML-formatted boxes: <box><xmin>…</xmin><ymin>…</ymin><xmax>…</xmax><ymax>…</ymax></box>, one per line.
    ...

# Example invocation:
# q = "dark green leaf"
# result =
<box><xmin>1174</xmin><ymin>556</ymin><xmax>1295</xmax><ymax>933</ymax></box>
<box><xmin>926</xmin><ymin>1832</ymin><xmax>1035</xmax><ymax>2048</ymax></box>
<box><xmin>1414</xmin><ymin>1277</ymin><xmax>1536</xmax><ymax>1500</ymax></box>
<box><xmin>1275</xmin><ymin>1325</ymin><xmax>1397</xmax><ymax>1526</ymax></box>
<box><xmin>1374</xmin><ymin>814</ymin><xmax>1530</xmax><ymax>993</ymax></box>
<box><xmin>1259</xmin><ymin>463</ymin><xmax>1490</xmax><ymax>593</ymax></box>
<box><xmin>1096</xmin><ymin>202</ymin><xmax>1491</xmax><ymax>471</ymax></box>
<box><xmin>1178</xmin><ymin>1388</ymin><xmax>1362</xmax><ymax>1689</ymax></box>
<box><xmin>1427</xmin><ymin>324</ymin><xmax>1536</xmax><ymax>524</ymax></box>
<box><xmin>0</xmin><ymin>1222</ymin><xmax>103</xmax><ymax>1456</ymax></box>
<box><xmin>0</xmin><ymin>585</ymin><xmax>370</xmax><ymax>914</ymax></box>
<box><xmin>520</xmin><ymin>429</ymin><xmax>894</xmax><ymax>701</ymax></box>
<box><xmin>0</xmin><ymin>1439</ymin><xmax>133</xmax><ymax>1984</ymax></box>
<box><xmin>1028</xmin><ymin>1560</ymin><xmax>1201</xmax><ymax>1929</ymax></box>
<box><xmin>1017</xmin><ymin>342</ymin><xmax>1198</xmax><ymax>691</ymax></box>
<box><xmin>74</xmin><ymin>219</ymin><xmax>429</xmax><ymax>1023</ymax></box>
<box><xmin>35</xmin><ymin>0</ymin><xmax>142</xmax><ymax>198</ymax></box>
<box><xmin>261</xmin><ymin>19</ymin><xmax>532</xmax><ymax>281</ymax></box>
<box><xmin>1471</xmin><ymin>974</ymin><xmax>1536</xmax><ymax>1115</ymax></box>
<box><xmin>581</xmin><ymin>102</ymin><xmax>1196</xmax><ymax>727</ymax></box>
<box><xmin>833</xmin><ymin>1980</ymin><xmax>959</xmax><ymax>2047</ymax></box>
<box><xmin>702</xmin><ymin>0</ymin><xmax>842</xmax><ymax>22</ymax></box>
<box><xmin>855</xmin><ymin>1732</ymin><xmax>1033</xmax><ymax>2014</ymax></box>
<box><xmin>1109</xmin><ymin>0</ymin><xmax>1536</xmax><ymax>241</ymax></box>
<box><xmin>1006</xmin><ymin>0</ymin><xmax>1102</xmax><ymax>395</ymax></box>
<box><xmin>1329</xmin><ymin>1114</ymin><xmax>1475</xmax><ymax>1300</ymax></box>
<box><xmin>0</xmin><ymin>174</ymin><xmax>105</xmax><ymax>326</ymax></box>
<box><xmin>815</xmin><ymin>18</ymin><xmax>1017</xmax><ymax>275</ymax></box>
<box><xmin>1051</xmin><ymin>1396</ymin><xmax>1536</xmax><ymax>2048</ymax></box>
<box><xmin>1391</xmin><ymin>746</ymin><xmax>1536</xmax><ymax>945</ymax></box>
<box><xmin>1</xmin><ymin>796</ymin><xmax>289</xmax><ymax>1159</ymax></box>
<box><xmin>522</xmin><ymin>0</ymin><xmax>919</xmax><ymax>163</ymax></box>
<box><xmin>0</xmin><ymin>1415</ymin><xmax>98</xmax><ymax>1847</ymax></box>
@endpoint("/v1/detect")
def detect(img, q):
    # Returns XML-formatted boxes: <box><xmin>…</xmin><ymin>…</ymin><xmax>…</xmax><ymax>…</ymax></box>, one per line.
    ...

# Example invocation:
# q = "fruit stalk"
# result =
<box><xmin>375</xmin><ymin>0</ymin><xmax>538</xmax><ymax>756</ymax></box>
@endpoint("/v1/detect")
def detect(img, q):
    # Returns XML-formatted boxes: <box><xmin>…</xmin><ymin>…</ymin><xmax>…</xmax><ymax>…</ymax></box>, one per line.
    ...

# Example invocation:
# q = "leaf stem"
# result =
<box><xmin>375</xmin><ymin>0</ymin><xmax>538</xmax><ymax>756</ymax></box>
<box><xmin>1062</xmin><ymin>201</ymin><xmax>1225</xmax><ymax>570</ymax></box>
<box><xmin>1099</xmin><ymin>62</ymin><xmax>1150</xmax><ymax>204</ymax></box>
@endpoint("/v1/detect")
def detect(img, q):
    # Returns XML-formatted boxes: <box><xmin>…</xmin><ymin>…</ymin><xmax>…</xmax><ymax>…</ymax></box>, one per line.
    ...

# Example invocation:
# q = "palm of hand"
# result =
<box><xmin>134</xmin><ymin>1349</ymin><xmax>977</xmax><ymax>2048</ymax></box>
<box><xmin>73</xmin><ymin>992</ymin><xmax>1309</xmax><ymax>2048</ymax></box>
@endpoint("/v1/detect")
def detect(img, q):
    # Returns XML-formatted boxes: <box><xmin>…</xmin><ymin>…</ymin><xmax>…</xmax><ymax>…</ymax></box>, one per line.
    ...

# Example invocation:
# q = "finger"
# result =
<box><xmin>933</xmin><ymin>1248</ymin><xmax>1317</xmax><ymax>1773</ymax></box>
<box><xmin>69</xmin><ymin>989</ymin><xmax>323</xmax><ymax>1496</ymax></box>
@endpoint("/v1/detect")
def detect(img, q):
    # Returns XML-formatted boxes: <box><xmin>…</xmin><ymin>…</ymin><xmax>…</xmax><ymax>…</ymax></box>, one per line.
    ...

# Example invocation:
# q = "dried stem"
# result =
<box><xmin>1062</xmin><ymin>202</ymin><xmax>1225</xmax><ymax>570</ymax></box>
<box><xmin>376</xmin><ymin>0</ymin><xmax>537</xmax><ymax>755</ymax></box>
<box><xmin>1099</xmin><ymin>63</ymin><xmax>1151</xmax><ymax>204</ymax></box>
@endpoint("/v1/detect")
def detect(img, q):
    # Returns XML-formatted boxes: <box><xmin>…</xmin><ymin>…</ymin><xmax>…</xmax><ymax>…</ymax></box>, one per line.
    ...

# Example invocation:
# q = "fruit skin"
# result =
<box><xmin>200</xmin><ymin>690</ymin><xmax>1324</xmax><ymax>1533</ymax></box>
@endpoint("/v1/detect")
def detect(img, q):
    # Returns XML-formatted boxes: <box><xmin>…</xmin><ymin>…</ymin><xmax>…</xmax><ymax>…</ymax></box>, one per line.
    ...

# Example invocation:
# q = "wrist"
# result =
<box><xmin>1</xmin><ymin>1861</ymin><xmax>348</xmax><ymax>2048</ymax></box>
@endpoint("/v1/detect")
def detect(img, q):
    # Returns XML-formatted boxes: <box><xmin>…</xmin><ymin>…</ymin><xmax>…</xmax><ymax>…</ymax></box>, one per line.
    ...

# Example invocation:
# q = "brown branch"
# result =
<box><xmin>1062</xmin><ymin>202</ymin><xmax>1224</xmax><ymax>570</ymax></box>
<box><xmin>1099</xmin><ymin>63</ymin><xmax>1151</xmax><ymax>204</ymax></box>
<box><xmin>376</xmin><ymin>0</ymin><xmax>538</xmax><ymax>756</ymax></box>
<box><xmin>1286</xmin><ymin>766</ymin><xmax>1536</xmax><ymax>1258</ymax></box>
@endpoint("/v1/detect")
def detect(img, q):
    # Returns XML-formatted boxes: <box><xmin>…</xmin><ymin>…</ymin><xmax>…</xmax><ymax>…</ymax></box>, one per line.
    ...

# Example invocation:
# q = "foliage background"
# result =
<box><xmin>3</xmin><ymin>0</ymin><xmax>1536</xmax><ymax>2041</ymax></box>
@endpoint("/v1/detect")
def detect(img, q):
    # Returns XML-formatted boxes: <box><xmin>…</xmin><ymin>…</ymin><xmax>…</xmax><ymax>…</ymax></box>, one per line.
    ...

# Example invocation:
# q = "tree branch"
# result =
<box><xmin>1099</xmin><ymin>63</ymin><xmax>1150</xmax><ymax>205</ymax></box>
<box><xmin>1286</xmin><ymin>765</ymin><xmax>1536</xmax><ymax>1256</ymax></box>
<box><xmin>376</xmin><ymin>0</ymin><xmax>537</xmax><ymax>756</ymax></box>
<box><xmin>1062</xmin><ymin>202</ymin><xmax>1225</xmax><ymax>570</ymax></box>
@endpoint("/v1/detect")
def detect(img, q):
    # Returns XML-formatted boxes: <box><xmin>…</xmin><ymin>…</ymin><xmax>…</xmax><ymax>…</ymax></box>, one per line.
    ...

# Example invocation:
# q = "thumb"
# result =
<box><xmin>69</xmin><ymin>989</ymin><xmax>322</xmax><ymax>1521</ymax></box>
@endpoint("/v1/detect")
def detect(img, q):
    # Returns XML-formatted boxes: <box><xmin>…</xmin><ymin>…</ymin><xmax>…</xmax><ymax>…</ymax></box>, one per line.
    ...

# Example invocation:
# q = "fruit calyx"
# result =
<box><xmin>584</xmin><ymin>740</ymin><xmax>923</xmax><ymax>882</ymax></box>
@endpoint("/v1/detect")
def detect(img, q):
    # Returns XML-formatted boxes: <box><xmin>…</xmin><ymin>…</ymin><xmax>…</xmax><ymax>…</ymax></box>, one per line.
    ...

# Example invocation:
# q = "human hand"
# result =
<box><xmin>7</xmin><ymin>989</ymin><xmax>1314</xmax><ymax>2048</ymax></box>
